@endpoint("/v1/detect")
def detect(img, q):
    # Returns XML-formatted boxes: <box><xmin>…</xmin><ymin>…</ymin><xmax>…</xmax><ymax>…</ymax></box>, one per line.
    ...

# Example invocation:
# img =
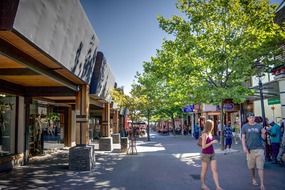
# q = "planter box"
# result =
<box><xmin>0</xmin><ymin>153</ymin><xmax>24</xmax><ymax>172</ymax></box>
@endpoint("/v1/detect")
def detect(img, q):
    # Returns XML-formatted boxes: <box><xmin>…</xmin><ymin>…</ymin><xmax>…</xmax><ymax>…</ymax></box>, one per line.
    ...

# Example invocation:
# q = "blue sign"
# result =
<box><xmin>183</xmin><ymin>104</ymin><xmax>194</xmax><ymax>113</ymax></box>
<box><xmin>217</xmin><ymin>103</ymin><xmax>234</xmax><ymax>111</ymax></box>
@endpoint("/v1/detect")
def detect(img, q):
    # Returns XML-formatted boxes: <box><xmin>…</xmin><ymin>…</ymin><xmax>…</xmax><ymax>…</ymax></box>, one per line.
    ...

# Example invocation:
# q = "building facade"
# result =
<box><xmin>0</xmin><ymin>0</ymin><xmax>118</xmax><ymax>171</ymax></box>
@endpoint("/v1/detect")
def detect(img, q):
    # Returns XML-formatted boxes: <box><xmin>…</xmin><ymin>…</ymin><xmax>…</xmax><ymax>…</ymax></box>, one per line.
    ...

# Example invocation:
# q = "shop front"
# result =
<box><xmin>0</xmin><ymin>94</ymin><xmax>16</xmax><ymax>157</ymax></box>
<box><xmin>0</xmin><ymin>0</ymin><xmax>101</xmax><ymax>171</ymax></box>
<box><xmin>202</xmin><ymin>101</ymin><xmax>240</xmax><ymax>135</ymax></box>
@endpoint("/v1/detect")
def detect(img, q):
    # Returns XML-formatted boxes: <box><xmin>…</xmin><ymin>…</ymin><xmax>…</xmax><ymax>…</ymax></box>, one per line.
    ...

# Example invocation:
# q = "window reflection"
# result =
<box><xmin>0</xmin><ymin>94</ymin><xmax>16</xmax><ymax>156</ymax></box>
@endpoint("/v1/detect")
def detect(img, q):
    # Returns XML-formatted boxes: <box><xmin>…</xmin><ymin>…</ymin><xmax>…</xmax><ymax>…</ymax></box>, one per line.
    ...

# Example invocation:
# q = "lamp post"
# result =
<box><xmin>254</xmin><ymin>60</ymin><xmax>269</xmax><ymax>160</ymax></box>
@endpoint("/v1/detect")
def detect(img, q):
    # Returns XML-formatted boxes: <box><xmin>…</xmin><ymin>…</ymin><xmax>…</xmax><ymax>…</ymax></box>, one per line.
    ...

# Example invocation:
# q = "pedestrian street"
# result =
<box><xmin>0</xmin><ymin>132</ymin><xmax>284</xmax><ymax>190</ymax></box>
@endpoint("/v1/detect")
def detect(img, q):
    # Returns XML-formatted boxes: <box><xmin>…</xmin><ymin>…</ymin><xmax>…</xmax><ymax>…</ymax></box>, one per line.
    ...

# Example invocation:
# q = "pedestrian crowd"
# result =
<box><xmin>198</xmin><ymin>112</ymin><xmax>285</xmax><ymax>190</ymax></box>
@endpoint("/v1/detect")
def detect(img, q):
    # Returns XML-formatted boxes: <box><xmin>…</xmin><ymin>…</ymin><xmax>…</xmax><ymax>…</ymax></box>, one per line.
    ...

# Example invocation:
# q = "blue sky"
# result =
<box><xmin>81</xmin><ymin>0</ymin><xmax>283</xmax><ymax>94</ymax></box>
<box><xmin>80</xmin><ymin>0</ymin><xmax>179</xmax><ymax>93</ymax></box>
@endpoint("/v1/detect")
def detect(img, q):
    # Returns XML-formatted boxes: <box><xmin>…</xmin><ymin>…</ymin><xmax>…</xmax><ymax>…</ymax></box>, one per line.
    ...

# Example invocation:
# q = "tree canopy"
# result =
<box><xmin>154</xmin><ymin>0</ymin><xmax>285</xmax><ymax>105</ymax></box>
<box><xmin>130</xmin><ymin>0</ymin><xmax>285</xmax><ymax>138</ymax></box>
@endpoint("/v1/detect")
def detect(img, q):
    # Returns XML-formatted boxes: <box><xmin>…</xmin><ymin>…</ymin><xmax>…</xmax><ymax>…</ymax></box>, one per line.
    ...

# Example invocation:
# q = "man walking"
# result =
<box><xmin>277</xmin><ymin>121</ymin><xmax>285</xmax><ymax>164</ymax></box>
<box><xmin>268</xmin><ymin>120</ymin><xmax>281</xmax><ymax>164</ymax></box>
<box><xmin>242</xmin><ymin>112</ymin><xmax>266</xmax><ymax>190</ymax></box>
<box><xmin>224</xmin><ymin>121</ymin><xmax>233</xmax><ymax>154</ymax></box>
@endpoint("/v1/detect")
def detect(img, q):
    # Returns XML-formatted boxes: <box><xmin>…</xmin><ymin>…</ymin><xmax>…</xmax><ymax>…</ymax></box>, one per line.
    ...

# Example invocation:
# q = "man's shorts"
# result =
<box><xmin>246</xmin><ymin>149</ymin><xmax>265</xmax><ymax>169</ymax></box>
<box><xmin>201</xmin><ymin>153</ymin><xmax>215</xmax><ymax>163</ymax></box>
<box><xmin>225</xmin><ymin>138</ymin><xmax>232</xmax><ymax>145</ymax></box>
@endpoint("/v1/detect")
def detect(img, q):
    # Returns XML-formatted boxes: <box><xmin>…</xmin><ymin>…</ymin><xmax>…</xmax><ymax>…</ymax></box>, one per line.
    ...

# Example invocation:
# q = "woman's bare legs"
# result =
<box><xmin>201</xmin><ymin>161</ymin><xmax>209</xmax><ymax>190</ymax></box>
<box><xmin>210</xmin><ymin>160</ymin><xmax>223</xmax><ymax>190</ymax></box>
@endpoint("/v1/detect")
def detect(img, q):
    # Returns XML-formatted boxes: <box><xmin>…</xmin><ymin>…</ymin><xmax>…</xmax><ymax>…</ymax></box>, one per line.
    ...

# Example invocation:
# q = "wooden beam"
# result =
<box><xmin>0</xmin><ymin>68</ymin><xmax>39</xmax><ymax>76</ymax></box>
<box><xmin>89</xmin><ymin>97</ymin><xmax>104</xmax><ymax>108</ymax></box>
<box><xmin>0</xmin><ymin>38</ymin><xmax>79</xmax><ymax>91</ymax></box>
<box><xmin>53</xmin><ymin>100</ymin><xmax>75</xmax><ymax>104</ymax></box>
<box><xmin>24</xmin><ymin>87</ymin><xmax>76</xmax><ymax>97</ymax></box>
<box><xmin>0</xmin><ymin>79</ymin><xmax>25</xmax><ymax>95</ymax></box>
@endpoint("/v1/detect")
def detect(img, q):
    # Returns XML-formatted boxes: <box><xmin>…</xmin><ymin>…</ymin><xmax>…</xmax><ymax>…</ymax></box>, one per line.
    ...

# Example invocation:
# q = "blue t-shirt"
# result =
<box><xmin>224</xmin><ymin>125</ymin><xmax>233</xmax><ymax>139</ymax></box>
<box><xmin>242</xmin><ymin>123</ymin><xmax>264</xmax><ymax>150</ymax></box>
<box><xmin>269</xmin><ymin>123</ymin><xmax>281</xmax><ymax>143</ymax></box>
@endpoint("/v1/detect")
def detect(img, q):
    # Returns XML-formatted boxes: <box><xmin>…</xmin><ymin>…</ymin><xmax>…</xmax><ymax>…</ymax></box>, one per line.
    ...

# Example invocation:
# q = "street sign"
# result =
<box><xmin>217</xmin><ymin>103</ymin><xmax>234</xmax><ymax>111</ymax></box>
<box><xmin>183</xmin><ymin>104</ymin><xmax>194</xmax><ymax>112</ymax></box>
<box><xmin>268</xmin><ymin>98</ymin><xmax>280</xmax><ymax>105</ymax></box>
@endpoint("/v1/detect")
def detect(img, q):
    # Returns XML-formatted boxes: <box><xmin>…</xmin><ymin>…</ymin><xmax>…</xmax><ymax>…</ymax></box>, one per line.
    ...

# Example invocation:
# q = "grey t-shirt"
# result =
<box><xmin>242</xmin><ymin>123</ymin><xmax>264</xmax><ymax>150</ymax></box>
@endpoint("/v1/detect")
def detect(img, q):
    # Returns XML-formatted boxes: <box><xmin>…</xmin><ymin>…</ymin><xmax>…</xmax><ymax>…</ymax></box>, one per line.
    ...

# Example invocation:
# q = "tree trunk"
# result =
<box><xmin>181</xmin><ymin>113</ymin><xmax>184</xmax><ymax>135</ymax></box>
<box><xmin>130</xmin><ymin>113</ymin><xmax>136</xmax><ymax>155</ymax></box>
<box><xmin>147</xmin><ymin>109</ymin><xmax>150</xmax><ymax>141</ymax></box>
<box><xmin>121</xmin><ymin>113</ymin><xmax>126</xmax><ymax>137</ymax></box>
<box><xmin>172</xmin><ymin>114</ymin><xmax>176</xmax><ymax>135</ymax></box>
<box><xmin>220</xmin><ymin>101</ymin><xmax>225</xmax><ymax>150</ymax></box>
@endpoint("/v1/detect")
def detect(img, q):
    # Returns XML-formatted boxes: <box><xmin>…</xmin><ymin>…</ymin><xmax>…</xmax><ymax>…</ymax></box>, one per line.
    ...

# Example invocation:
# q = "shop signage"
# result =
<box><xmin>217</xmin><ymin>103</ymin><xmax>234</xmax><ymax>111</ymax></box>
<box><xmin>204</xmin><ymin>104</ymin><xmax>218</xmax><ymax>112</ymax></box>
<box><xmin>183</xmin><ymin>104</ymin><xmax>194</xmax><ymax>113</ymax></box>
<box><xmin>268</xmin><ymin>98</ymin><xmax>280</xmax><ymax>105</ymax></box>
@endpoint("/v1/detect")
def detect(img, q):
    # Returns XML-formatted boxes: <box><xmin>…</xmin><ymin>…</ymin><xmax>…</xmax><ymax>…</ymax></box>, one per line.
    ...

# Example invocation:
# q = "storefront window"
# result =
<box><xmin>29</xmin><ymin>102</ymin><xmax>63</xmax><ymax>156</ymax></box>
<box><xmin>89</xmin><ymin>118</ymin><xmax>100</xmax><ymax>140</ymax></box>
<box><xmin>0</xmin><ymin>94</ymin><xmax>16</xmax><ymax>156</ymax></box>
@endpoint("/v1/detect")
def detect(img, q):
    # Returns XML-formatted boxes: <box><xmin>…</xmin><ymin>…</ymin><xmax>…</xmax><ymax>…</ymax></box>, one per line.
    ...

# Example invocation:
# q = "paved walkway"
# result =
<box><xmin>0</xmin><ymin>133</ymin><xmax>284</xmax><ymax>190</ymax></box>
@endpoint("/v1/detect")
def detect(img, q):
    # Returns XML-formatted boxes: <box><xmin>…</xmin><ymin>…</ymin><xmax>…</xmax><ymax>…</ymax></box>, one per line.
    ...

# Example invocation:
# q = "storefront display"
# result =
<box><xmin>0</xmin><ymin>94</ymin><xmax>16</xmax><ymax>157</ymax></box>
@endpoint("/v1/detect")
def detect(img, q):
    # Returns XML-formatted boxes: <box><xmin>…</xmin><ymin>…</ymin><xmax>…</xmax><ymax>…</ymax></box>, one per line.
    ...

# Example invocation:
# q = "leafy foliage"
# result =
<box><xmin>111</xmin><ymin>88</ymin><xmax>143</xmax><ymax>124</ymax></box>
<box><xmin>155</xmin><ymin>0</ymin><xmax>284</xmax><ymax>104</ymax></box>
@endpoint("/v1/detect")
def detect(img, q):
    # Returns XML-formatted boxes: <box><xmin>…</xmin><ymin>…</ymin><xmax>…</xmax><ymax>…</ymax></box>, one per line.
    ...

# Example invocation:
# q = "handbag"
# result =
<box><xmin>197</xmin><ymin>135</ymin><xmax>202</xmax><ymax>147</ymax></box>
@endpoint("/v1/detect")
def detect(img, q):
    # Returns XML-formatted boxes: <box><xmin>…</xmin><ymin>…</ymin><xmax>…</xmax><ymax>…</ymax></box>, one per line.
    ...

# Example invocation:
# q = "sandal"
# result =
<box><xmin>201</xmin><ymin>185</ymin><xmax>210</xmax><ymax>190</ymax></box>
<box><xmin>252</xmin><ymin>179</ymin><xmax>258</xmax><ymax>186</ymax></box>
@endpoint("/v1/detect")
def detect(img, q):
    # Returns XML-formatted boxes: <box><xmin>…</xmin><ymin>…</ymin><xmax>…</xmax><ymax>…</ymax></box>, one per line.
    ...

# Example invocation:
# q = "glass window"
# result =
<box><xmin>0</xmin><ymin>94</ymin><xmax>16</xmax><ymax>156</ymax></box>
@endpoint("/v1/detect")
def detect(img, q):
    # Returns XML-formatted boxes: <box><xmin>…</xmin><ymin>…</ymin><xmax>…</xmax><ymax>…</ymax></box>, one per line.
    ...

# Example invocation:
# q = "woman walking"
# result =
<box><xmin>200</xmin><ymin>120</ymin><xmax>223</xmax><ymax>190</ymax></box>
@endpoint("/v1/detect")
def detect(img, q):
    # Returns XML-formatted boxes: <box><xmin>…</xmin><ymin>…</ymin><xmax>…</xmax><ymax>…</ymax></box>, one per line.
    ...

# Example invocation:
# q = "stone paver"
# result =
<box><xmin>0</xmin><ymin>133</ymin><xmax>284</xmax><ymax>190</ymax></box>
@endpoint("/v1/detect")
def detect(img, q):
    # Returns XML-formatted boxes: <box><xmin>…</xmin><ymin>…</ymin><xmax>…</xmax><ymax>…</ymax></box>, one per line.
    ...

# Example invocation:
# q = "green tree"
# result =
<box><xmin>131</xmin><ymin>82</ymin><xmax>155</xmax><ymax>141</ymax></box>
<box><xmin>137</xmin><ymin>50</ymin><xmax>191</xmax><ymax>135</ymax></box>
<box><xmin>111</xmin><ymin>88</ymin><xmax>144</xmax><ymax>138</ymax></box>
<box><xmin>154</xmin><ymin>0</ymin><xmax>285</xmax><ymax>148</ymax></box>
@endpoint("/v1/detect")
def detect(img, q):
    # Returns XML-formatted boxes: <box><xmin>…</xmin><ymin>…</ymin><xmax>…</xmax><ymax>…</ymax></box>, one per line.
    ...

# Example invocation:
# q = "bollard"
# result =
<box><xmin>120</xmin><ymin>137</ymin><xmax>129</xmax><ymax>153</ymax></box>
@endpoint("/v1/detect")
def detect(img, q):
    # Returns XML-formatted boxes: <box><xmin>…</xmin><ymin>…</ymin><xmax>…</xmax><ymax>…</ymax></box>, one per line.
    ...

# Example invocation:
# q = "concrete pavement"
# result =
<box><xmin>0</xmin><ymin>133</ymin><xmax>284</xmax><ymax>190</ymax></box>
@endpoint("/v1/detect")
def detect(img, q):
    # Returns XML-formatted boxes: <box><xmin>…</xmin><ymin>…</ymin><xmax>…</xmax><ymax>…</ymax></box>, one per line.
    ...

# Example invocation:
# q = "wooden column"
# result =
<box><xmin>113</xmin><ymin>110</ymin><xmax>119</xmax><ymax>133</ymax></box>
<box><xmin>75</xmin><ymin>85</ymin><xmax>89</xmax><ymax>145</ymax></box>
<box><xmin>101</xmin><ymin>103</ymin><xmax>110</xmax><ymax>137</ymax></box>
<box><xmin>67</xmin><ymin>107</ymin><xmax>71</xmax><ymax>146</ymax></box>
